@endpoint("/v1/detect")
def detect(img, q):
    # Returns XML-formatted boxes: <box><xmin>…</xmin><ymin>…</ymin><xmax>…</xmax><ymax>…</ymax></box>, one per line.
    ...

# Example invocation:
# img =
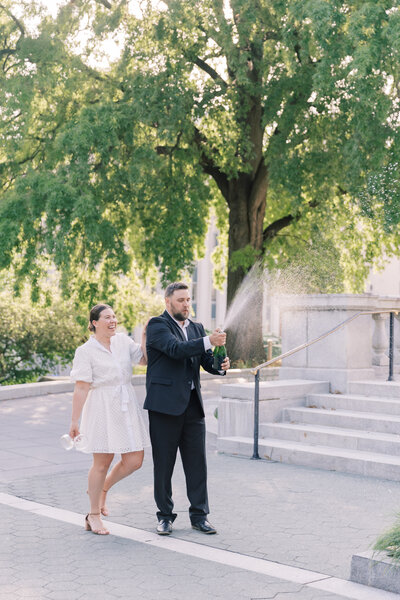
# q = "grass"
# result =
<box><xmin>374</xmin><ymin>516</ymin><xmax>400</xmax><ymax>561</ymax></box>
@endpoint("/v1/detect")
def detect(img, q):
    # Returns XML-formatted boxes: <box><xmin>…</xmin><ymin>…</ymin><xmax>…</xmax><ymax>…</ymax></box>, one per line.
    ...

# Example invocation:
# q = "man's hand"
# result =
<box><xmin>209</xmin><ymin>329</ymin><xmax>226</xmax><ymax>346</ymax></box>
<box><xmin>220</xmin><ymin>356</ymin><xmax>230</xmax><ymax>371</ymax></box>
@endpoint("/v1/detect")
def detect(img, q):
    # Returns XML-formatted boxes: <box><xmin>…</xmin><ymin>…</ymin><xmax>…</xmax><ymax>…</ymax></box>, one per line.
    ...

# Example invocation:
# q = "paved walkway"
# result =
<box><xmin>1</xmin><ymin>383</ymin><xmax>400</xmax><ymax>599</ymax></box>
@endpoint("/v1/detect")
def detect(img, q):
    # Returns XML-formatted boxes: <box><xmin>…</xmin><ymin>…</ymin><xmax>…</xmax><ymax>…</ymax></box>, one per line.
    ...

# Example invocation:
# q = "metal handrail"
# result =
<box><xmin>251</xmin><ymin>309</ymin><xmax>398</xmax><ymax>374</ymax></box>
<box><xmin>250</xmin><ymin>308</ymin><xmax>399</xmax><ymax>460</ymax></box>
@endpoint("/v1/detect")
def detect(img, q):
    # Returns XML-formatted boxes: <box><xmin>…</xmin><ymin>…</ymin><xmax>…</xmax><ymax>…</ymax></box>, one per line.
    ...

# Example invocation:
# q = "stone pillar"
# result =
<box><xmin>372</xmin><ymin>313</ymin><xmax>389</xmax><ymax>366</ymax></box>
<box><xmin>278</xmin><ymin>294</ymin><xmax>382</xmax><ymax>393</ymax></box>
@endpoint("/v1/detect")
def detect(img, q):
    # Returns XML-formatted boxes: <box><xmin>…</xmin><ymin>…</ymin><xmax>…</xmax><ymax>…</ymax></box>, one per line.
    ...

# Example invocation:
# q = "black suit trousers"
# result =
<box><xmin>148</xmin><ymin>390</ymin><xmax>209</xmax><ymax>523</ymax></box>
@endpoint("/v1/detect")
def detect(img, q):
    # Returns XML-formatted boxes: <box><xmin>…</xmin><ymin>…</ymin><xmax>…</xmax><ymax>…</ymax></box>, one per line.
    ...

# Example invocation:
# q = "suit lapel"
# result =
<box><xmin>186</xmin><ymin>322</ymin><xmax>198</xmax><ymax>366</ymax></box>
<box><xmin>163</xmin><ymin>310</ymin><xmax>186</xmax><ymax>341</ymax></box>
<box><xmin>187</xmin><ymin>321</ymin><xmax>197</xmax><ymax>340</ymax></box>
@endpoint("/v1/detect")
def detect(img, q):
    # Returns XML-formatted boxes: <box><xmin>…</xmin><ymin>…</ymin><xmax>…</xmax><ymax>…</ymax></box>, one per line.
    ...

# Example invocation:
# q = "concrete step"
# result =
<box><xmin>306</xmin><ymin>393</ymin><xmax>400</xmax><ymax>415</ymax></box>
<box><xmin>259</xmin><ymin>422</ymin><xmax>400</xmax><ymax>455</ymax></box>
<box><xmin>349</xmin><ymin>380</ymin><xmax>400</xmax><ymax>398</ymax></box>
<box><xmin>217</xmin><ymin>436</ymin><xmax>400</xmax><ymax>481</ymax></box>
<box><xmin>284</xmin><ymin>406</ymin><xmax>400</xmax><ymax>435</ymax></box>
<box><xmin>221</xmin><ymin>379</ymin><xmax>329</xmax><ymax>401</ymax></box>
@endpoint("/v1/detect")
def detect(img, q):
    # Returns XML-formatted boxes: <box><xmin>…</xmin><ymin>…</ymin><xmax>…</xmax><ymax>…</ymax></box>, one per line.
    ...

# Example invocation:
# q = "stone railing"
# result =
<box><xmin>277</xmin><ymin>294</ymin><xmax>400</xmax><ymax>393</ymax></box>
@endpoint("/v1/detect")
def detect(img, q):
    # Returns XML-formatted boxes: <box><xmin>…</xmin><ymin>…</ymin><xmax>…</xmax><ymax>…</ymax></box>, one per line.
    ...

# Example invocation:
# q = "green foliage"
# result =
<box><xmin>1</xmin><ymin>0</ymin><xmax>400</xmax><ymax>305</ymax></box>
<box><xmin>359</xmin><ymin>160</ymin><xmax>400</xmax><ymax>233</ymax></box>
<box><xmin>0</xmin><ymin>266</ymin><xmax>164</xmax><ymax>385</ymax></box>
<box><xmin>230</xmin><ymin>245</ymin><xmax>262</xmax><ymax>273</ymax></box>
<box><xmin>0</xmin><ymin>0</ymin><xmax>211</xmax><ymax>293</ymax></box>
<box><xmin>110</xmin><ymin>266</ymin><xmax>165</xmax><ymax>331</ymax></box>
<box><xmin>374</xmin><ymin>514</ymin><xmax>400</xmax><ymax>562</ymax></box>
<box><xmin>0</xmin><ymin>284</ymin><xmax>84</xmax><ymax>385</ymax></box>
<box><xmin>263</xmin><ymin>192</ymin><xmax>391</xmax><ymax>293</ymax></box>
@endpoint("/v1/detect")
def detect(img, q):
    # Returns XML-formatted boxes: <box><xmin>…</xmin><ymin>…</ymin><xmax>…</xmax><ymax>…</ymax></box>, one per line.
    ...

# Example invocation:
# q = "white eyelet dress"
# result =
<box><xmin>70</xmin><ymin>333</ymin><xmax>150</xmax><ymax>454</ymax></box>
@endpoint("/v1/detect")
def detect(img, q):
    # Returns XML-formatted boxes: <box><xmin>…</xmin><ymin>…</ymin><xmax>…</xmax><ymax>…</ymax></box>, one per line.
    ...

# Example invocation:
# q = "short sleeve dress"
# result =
<box><xmin>70</xmin><ymin>333</ymin><xmax>150</xmax><ymax>454</ymax></box>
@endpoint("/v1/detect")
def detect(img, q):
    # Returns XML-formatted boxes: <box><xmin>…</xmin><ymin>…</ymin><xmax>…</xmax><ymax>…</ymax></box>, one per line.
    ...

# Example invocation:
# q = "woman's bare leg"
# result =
<box><xmin>101</xmin><ymin>451</ymin><xmax>144</xmax><ymax>514</ymax></box>
<box><xmin>87</xmin><ymin>453</ymin><xmax>114</xmax><ymax>533</ymax></box>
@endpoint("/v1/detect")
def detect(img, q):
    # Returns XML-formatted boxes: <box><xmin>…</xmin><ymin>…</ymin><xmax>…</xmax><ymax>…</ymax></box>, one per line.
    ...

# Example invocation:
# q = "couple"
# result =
<box><xmin>69</xmin><ymin>282</ymin><xmax>230</xmax><ymax>536</ymax></box>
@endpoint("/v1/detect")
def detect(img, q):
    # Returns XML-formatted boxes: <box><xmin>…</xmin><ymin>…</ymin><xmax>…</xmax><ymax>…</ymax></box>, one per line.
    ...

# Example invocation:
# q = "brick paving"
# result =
<box><xmin>1</xmin><ymin>386</ymin><xmax>400</xmax><ymax>599</ymax></box>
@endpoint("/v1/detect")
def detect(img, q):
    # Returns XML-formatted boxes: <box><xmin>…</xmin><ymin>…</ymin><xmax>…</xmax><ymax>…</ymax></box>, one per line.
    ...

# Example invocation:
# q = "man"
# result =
<box><xmin>144</xmin><ymin>282</ymin><xmax>230</xmax><ymax>535</ymax></box>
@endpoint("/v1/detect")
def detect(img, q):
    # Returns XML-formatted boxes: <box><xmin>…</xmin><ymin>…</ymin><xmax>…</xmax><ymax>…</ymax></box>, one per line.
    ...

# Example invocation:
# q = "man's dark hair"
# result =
<box><xmin>164</xmin><ymin>282</ymin><xmax>189</xmax><ymax>298</ymax></box>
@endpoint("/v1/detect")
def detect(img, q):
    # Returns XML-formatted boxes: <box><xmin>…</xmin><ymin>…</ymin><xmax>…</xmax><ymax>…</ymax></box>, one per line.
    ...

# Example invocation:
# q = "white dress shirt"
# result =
<box><xmin>171</xmin><ymin>316</ymin><xmax>224</xmax><ymax>380</ymax></box>
<box><xmin>171</xmin><ymin>316</ymin><xmax>211</xmax><ymax>350</ymax></box>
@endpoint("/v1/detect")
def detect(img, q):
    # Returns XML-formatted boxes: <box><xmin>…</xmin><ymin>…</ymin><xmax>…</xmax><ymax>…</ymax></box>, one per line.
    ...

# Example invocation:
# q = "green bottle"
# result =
<box><xmin>213</xmin><ymin>344</ymin><xmax>226</xmax><ymax>370</ymax></box>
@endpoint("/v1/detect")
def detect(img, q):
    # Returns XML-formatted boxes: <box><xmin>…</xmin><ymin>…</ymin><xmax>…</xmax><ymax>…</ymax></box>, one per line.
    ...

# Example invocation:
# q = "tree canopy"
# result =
<box><xmin>1</xmin><ymin>0</ymin><xmax>400</xmax><ymax>360</ymax></box>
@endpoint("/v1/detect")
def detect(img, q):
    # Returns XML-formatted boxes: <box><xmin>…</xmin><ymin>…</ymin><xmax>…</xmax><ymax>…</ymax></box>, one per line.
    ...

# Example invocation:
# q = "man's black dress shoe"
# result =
<box><xmin>191</xmin><ymin>520</ymin><xmax>217</xmax><ymax>534</ymax></box>
<box><xmin>156</xmin><ymin>519</ymin><xmax>172</xmax><ymax>535</ymax></box>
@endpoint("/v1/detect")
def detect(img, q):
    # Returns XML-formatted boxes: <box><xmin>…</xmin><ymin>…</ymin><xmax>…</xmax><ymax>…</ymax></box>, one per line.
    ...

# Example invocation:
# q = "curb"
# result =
<box><xmin>0</xmin><ymin>368</ymin><xmax>279</xmax><ymax>401</ymax></box>
<box><xmin>350</xmin><ymin>550</ymin><xmax>400</xmax><ymax>594</ymax></box>
<box><xmin>0</xmin><ymin>380</ymin><xmax>75</xmax><ymax>401</ymax></box>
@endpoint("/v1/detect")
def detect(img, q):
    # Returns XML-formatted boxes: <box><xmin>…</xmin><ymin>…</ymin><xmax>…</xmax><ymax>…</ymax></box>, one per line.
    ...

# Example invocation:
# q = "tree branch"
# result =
<box><xmin>0</xmin><ymin>3</ymin><xmax>25</xmax><ymax>36</ymax></box>
<box><xmin>203</xmin><ymin>162</ymin><xmax>230</xmax><ymax>199</ymax></box>
<box><xmin>193</xmin><ymin>127</ymin><xmax>229</xmax><ymax>199</ymax></box>
<box><xmin>3</xmin><ymin>55</ymin><xmax>21</xmax><ymax>73</ymax></box>
<box><xmin>3</xmin><ymin>110</ymin><xmax>22</xmax><ymax>126</ymax></box>
<box><xmin>156</xmin><ymin>132</ymin><xmax>183</xmax><ymax>157</ymax></box>
<box><xmin>155</xmin><ymin>123</ymin><xmax>230</xmax><ymax>200</ymax></box>
<box><xmin>263</xmin><ymin>31</ymin><xmax>279</xmax><ymax>42</ymax></box>
<box><xmin>0</xmin><ymin>48</ymin><xmax>16</xmax><ymax>57</ymax></box>
<box><xmin>71</xmin><ymin>56</ymin><xmax>108</xmax><ymax>82</ymax></box>
<box><xmin>0</xmin><ymin>3</ymin><xmax>25</xmax><ymax>74</ymax></box>
<box><xmin>0</xmin><ymin>176</ymin><xmax>16</xmax><ymax>192</ymax></box>
<box><xmin>293</xmin><ymin>29</ymin><xmax>302</xmax><ymax>64</ymax></box>
<box><xmin>263</xmin><ymin>214</ymin><xmax>295</xmax><ymax>242</ymax></box>
<box><xmin>193</xmin><ymin>57</ymin><xmax>228</xmax><ymax>90</ymax></box>
<box><xmin>11</xmin><ymin>146</ymin><xmax>42</xmax><ymax>167</ymax></box>
<box><xmin>263</xmin><ymin>200</ymin><xmax>318</xmax><ymax>243</ymax></box>
<box><xmin>95</xmin><ymin>0</ymin><xmax>112</xmax><ymax>8</ymax></box>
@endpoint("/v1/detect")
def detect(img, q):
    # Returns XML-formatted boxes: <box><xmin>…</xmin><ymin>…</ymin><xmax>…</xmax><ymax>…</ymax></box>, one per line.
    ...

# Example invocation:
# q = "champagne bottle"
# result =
<box><xmin>213</xmin><ymin>343</ymin><xmax>226</xmax><ymax>370</ymax></box>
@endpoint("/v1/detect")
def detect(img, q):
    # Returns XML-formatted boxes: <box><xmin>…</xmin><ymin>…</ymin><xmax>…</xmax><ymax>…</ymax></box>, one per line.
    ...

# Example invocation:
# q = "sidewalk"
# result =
<box><xmin>1</xmin><ymin>385</ymin><xmax>400</xmax><ymax>599</ymax></box>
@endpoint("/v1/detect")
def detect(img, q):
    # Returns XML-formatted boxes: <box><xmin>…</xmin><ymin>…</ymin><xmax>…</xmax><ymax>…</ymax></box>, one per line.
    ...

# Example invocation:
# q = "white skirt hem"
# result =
<box><xmin>79</xmin><ymin>442</ymin><xmax>150</xmax><ymax>454</ymax></box>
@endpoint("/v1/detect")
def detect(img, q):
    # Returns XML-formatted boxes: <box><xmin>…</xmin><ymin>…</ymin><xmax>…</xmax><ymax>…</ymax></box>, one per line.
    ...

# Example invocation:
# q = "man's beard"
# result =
<box><xmin>172</xmin><ymin>309</ymin><xmax>188</xmax><ymax>322</ymax></box>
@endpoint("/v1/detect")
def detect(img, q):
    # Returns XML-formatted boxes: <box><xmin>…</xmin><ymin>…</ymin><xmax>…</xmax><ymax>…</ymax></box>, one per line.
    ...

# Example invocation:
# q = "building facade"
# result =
<box><xmin>190</xmin><ymin>219</ymin><xmax>227</xmax><ymax>333</ymax></box>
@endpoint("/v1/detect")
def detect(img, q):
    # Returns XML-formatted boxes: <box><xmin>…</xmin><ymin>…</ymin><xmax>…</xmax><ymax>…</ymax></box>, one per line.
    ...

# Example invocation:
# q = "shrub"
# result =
<box><xmin>0</xmin><ymin>293</ymin><xmax>85</xmax><ymax>384</ymax></box>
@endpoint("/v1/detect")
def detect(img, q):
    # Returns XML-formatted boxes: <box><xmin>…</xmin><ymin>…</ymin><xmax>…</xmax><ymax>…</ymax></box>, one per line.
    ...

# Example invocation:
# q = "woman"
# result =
<box><xmin>69</xmin><ymin>304</ymin><xmax>149</xmax><ymax>535</ymax></box>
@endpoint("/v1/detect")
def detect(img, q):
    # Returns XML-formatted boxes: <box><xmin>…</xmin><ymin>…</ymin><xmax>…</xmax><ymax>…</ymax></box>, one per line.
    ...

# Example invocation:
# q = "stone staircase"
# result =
<box><xmin>218</xmin><ymin>380</ymin><xmax>400</xmax><ymax>481</ymax></box>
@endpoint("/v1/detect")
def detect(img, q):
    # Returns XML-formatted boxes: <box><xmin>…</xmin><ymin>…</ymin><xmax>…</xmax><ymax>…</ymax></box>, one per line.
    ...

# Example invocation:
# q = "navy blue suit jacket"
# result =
<box><xmin>144</xmin><ymin>310</ymin><xmax>224</xmax><ymax>416</ymax></box>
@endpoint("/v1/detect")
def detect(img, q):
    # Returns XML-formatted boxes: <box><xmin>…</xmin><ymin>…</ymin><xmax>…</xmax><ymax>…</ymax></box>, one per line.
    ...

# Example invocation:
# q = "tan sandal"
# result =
<box><xmin>85</xmin><ymin>513</ymin><xmax>109</xmax><ymax>535</ymax></box>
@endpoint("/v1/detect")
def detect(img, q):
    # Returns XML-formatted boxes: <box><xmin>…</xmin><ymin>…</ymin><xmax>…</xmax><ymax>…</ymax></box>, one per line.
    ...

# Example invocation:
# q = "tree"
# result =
<box><xmin>1</xmin><ymin>0</ymin><xmax>400</xmax><ymax>362</ymax></box>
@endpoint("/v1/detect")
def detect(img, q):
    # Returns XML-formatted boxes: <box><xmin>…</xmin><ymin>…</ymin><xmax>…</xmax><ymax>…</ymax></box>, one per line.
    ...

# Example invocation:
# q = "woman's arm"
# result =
<box><xmin>139</xmin><ymin>321</ymin><xmax>149</xmax><ymax>365</ymax></box>
<box><xmin>69</xmin><ymin>381</ymin><xmax>91</xmax><ymax>438</ymax></box>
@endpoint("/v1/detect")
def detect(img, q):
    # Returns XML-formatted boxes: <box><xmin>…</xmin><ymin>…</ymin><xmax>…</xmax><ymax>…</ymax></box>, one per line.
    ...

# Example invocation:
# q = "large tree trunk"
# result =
<box><xmin>201</xmin><ymin>40</ymin><xmax>268</xmax><ymax>364</ymax></box>
<box><xmin>225</xmin><ymin>163</ymin><xmax>268</xmax><ymax>365</ymax></box>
